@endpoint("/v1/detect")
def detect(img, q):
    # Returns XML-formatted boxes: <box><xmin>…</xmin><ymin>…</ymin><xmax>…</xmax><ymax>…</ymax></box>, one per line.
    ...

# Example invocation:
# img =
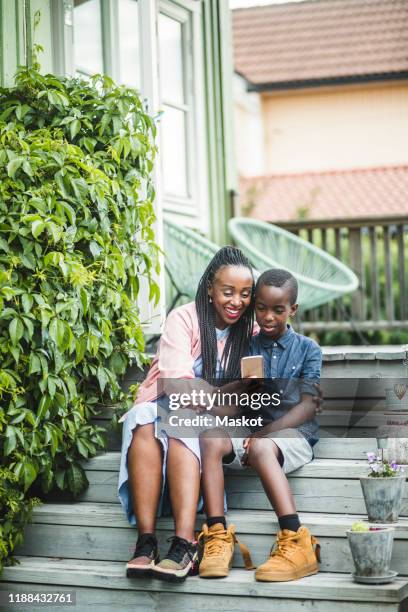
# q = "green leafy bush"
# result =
<box><xmin>0</xmin><ymin>467</ymin><xmax>41</xmax><ymax>573</ymax></box>
<box><xmin>0</xmin><ymin>63</ymin><xmax>159</xmax><ymax>570</ymax></box>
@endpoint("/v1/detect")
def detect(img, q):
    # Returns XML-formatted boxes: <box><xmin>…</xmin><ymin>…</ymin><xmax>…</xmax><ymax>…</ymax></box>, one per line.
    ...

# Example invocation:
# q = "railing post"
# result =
<box><xmin>349</xmin><ymin>228</ymin><xmax>365</xmax><ymax>322</ymax></box>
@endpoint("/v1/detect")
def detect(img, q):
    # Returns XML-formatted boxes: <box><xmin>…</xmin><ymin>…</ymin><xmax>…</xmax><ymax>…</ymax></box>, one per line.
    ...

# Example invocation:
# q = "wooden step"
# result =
<box><xmin>14</xmin><ymin>504</ymin><xmax>408</xmax><ymax>575</ymax></box>
<box><xmin>2</xmin><ymin>557</ymin><xmax>408</xmax><ymax>612</ymax></box>
<box><xmin>72</xmin><ymin>453</ymin><xmax>408</xmax><ymax>515</ymax></box>
<box><xmin>93</xmin><ymin>419</ymin><xmax>379</xmax><ymax>459</ymax></box>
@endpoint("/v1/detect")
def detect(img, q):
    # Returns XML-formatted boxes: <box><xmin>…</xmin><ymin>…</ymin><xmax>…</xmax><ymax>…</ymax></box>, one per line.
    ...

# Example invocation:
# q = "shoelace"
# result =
<box><xmin>271</xmin><ymin>531</ymin><xmax>321</xmax><ymax>564</ymax></box>
<box><xmin>133</xmin><ymin>533</ymin><xmax>157</xmax><ymax>558</ymax></box>
<box><xmin>197</xmin><ymin>525</ymin><xmax>255</xmax><ymax>570</ymax></box>
<box><xmin>165</xmin><ymin>536</ymin><xmax>195</xmax><ymax>564</ymax></box>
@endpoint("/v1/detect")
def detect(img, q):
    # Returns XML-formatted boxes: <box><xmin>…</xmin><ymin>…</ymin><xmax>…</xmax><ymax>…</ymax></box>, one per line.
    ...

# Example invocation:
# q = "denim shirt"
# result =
<box><xmin>249</xmin><ymin>325</ymin><xmax>322</xmax><ymax>446</ymax></box>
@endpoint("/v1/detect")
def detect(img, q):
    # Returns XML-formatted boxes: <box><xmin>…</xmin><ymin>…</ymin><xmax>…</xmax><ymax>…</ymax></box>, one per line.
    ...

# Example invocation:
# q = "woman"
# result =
<box><xmin>117</xmin><ymin>246</ymin><xmax>256</xmax><ymax>583</ymax></box>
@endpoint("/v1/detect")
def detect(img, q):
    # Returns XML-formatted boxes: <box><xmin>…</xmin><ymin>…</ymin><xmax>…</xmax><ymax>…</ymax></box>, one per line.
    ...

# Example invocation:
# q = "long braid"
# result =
<box><xmin>195</xmin><ymin>246</ymin><xmax>255</xmax><ymax>384</ymax></box>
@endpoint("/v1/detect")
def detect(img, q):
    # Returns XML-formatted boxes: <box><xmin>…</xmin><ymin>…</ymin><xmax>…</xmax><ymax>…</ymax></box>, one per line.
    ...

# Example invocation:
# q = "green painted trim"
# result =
<box><xmin>202</xmin><ymin>0</ymin><xmax>234</xmax><ymax>245</ymax></box>
<box><xmin>24</xmin><ymin>0</ymin><xmax>33</xmax><ymax>67</ymax></box>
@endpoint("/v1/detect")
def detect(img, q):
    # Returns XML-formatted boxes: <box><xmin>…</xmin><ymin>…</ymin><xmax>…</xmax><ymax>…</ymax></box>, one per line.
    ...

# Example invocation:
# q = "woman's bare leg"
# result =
<box><xmin>127</xmin><ymin>423</ymin><xmax>163</xmax><ymax>534</ymax></box>
<box><xmin>166</xmin><ymin>438</ymin><xmax>200</xmax><ymax>541</ymax></box>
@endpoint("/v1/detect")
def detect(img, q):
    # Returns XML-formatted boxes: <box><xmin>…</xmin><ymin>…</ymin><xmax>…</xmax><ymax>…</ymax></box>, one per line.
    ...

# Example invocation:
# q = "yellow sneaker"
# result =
<box><xmin>198</xmin><ymin>523</ymin><xmax>254</xmax><ymax>578</ymax></box>
<box><xmin>255</xmin><ymin>526</ymin><xmax>321</xmax><ymax>582</ymax></box>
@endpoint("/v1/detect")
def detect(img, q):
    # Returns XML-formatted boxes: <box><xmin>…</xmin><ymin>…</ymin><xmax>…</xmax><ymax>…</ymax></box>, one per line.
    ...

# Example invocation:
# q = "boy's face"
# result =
<box><xmin>255</xmin><ymin>284</ymin><xmax>298</xmax><ymax>339</ymax></box>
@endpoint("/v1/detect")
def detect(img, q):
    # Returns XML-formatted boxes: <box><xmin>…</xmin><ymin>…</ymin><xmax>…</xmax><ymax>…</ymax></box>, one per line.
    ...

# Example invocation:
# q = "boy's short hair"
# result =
<box><xmin>255</xmin><ymin>268</ymin><xmax>298</xmax><ymax>305</ymax></box>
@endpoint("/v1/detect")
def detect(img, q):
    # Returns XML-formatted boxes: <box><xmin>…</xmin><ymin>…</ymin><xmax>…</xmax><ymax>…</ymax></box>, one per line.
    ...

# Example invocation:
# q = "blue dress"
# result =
<box><xmin>117</xmin><ymin>327</ymin><xmax>229</xmax><ymax>526</ymax></box>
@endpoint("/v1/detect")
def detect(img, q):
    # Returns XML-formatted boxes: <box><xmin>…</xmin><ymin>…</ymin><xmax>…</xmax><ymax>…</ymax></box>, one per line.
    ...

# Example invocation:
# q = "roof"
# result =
<box><xmin>239</xmin><ymin>165</ymin><xmax>408</xmax><ymax>222</ymax></box>
<box><xmin>232</xmin><ymin>0</ymin><xmax>408</xmax><ymax>89</ymax></box>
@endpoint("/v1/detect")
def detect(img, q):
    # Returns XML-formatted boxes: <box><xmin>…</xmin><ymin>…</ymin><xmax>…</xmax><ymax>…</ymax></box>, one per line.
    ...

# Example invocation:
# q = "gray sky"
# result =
<box><xmin>230</xmin><ymin>0</ymin><xmax>306</xmax><ymax>7</ymax></box>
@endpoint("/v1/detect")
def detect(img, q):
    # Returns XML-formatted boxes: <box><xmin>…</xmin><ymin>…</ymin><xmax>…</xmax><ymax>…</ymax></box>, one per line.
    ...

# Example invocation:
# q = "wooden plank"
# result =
<box><xmin>384</xmin><ymin>225</ymin><xmax>395</xmax><ymax>322</ymax></box>
<box><xmin>80</xmin><ymin>453</ymin><xmax>378</xmax><ymax>476</ymax></box>
<box><xmin>2</xmin><ymin>559</ymin><xmax>408</xmax><ymax>603</ymax></box>
<box><xmin>334</xmin><ymin>227</ymin><xmax>343</xmax><ymax>321</ymax></box>
<box><xmin>14</xmin><ymin>522</ymin><xmax>408</xmax><ymax>578</ymax></box>
<box><xmin>25</xmin><ymin>504</ymin><xmax>408</xmax><ymax>537</ymax></box>
<box><xmin>278</xmin><ymin>215</ymin><xmax>407</xmax><ymax>231</ymax></box>
<box><xmin>301</xmin><ymin>320</ymin><xmax>408</xmax><ymax>332</ymax></box>
<box><xmin>0</xmin><ymin>581</ymin><xmax>401</xmax><ymax>612</ymax></box>
<box><xmin>225</xmin><ymin>477</ymin><xmax>408</xmax><ymax>515</ymax></box>
<box><xmin>369</xmin><ymin>226</ymin><xmax>380</xmax><ymax>320</ymax></box>
<box><xmin>397</xmin><ymin>224</ymin><xmax>407</xmax><ymax>321</ymax></box>
<box><xmin>75</xmin><ymin>470</ymin><xmax>408</xmax><ymax>516</ymax></box>
<box><xmin>321</xmin><ymin>228</ymin><xmax>331</xmax><ymax>322</ymax></box>
<box><xmin>349</xmin><ymin>228</ymin><xmax>365</xmax><ymax>321</ymax></box>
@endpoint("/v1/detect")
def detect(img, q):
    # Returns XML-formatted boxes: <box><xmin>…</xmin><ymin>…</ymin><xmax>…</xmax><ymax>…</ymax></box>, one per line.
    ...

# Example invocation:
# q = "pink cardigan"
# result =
<box><xmin>119</xmin><ymin>301</ymin><xmax>258</xmax><ymax>423</ymax></box>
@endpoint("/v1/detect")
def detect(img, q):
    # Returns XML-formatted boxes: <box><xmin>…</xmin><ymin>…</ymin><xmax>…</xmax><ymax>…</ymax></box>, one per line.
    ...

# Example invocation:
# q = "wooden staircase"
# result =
<box><xmin>2</xmin><ymin>346</ymin><xmax>408</xmax><ymax>611</ymax></box>
<box><xmin>2</xmin><ymin>438</ymin><xmax>408</xmax><ymax>610</ymax></box>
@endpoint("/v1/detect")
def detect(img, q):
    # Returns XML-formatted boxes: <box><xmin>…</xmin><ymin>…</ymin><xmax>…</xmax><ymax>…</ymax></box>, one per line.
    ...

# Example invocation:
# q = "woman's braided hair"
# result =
<box><xmin>195</xmin><ymin>246</ymin><xmax>255</xmax><ymax>384</ymax></box>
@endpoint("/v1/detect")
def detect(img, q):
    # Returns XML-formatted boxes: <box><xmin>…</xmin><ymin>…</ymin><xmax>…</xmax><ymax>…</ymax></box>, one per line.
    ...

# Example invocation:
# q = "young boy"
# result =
<box><xmin>198</xmin><ymin>268</ymin><xmax>322</xmax><ymax>582</ymax></box>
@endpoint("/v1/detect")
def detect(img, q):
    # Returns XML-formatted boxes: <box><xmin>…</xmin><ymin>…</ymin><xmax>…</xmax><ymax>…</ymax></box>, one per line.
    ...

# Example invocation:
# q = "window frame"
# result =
<box><xmin>50</xmin><ymin>0</ymin><xmax>210</xmax><ymax>331</ymax></box>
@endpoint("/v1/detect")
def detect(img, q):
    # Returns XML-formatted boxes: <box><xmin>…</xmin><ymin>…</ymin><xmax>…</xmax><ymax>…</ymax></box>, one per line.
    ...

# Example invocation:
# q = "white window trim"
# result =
<box><xmin>158</xmin><ymin>0</ymin><xmax>209</xmax><ymax>233</ymax></box>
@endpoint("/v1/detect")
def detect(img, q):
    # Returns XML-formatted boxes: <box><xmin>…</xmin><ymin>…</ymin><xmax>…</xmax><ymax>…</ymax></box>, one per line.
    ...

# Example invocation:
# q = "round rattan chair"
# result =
<box><xmin>228</xmin><ymin>217</ymin><xmax>358</xmax><ymax>311</ymax></box>
<box><xmin>163</xmin><ymin>218</ymin><xmax>220</xmax><ymax>309</ymax></box>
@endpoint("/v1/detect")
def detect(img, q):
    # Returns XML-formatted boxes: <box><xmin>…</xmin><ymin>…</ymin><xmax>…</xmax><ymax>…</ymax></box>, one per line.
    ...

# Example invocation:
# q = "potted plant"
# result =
<box><xmin>360</xmin><ymin>448</ymin><xmax>406</xmax><ymax>523</ymax></box>
<box><xmin>347</xmin><ymin>521</ymin><xmax>396</xmax><ymax>583</ymax></box>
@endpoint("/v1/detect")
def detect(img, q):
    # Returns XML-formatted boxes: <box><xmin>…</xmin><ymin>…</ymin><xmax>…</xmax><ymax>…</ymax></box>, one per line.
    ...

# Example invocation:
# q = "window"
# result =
<box><xmin>55</xmin><ymin>0</ymin><xmax>209</xmax><ymax>330</ymax></box>
<box><xmin>157</xmin><ymin>1</ymin><xmax>207</xmax><ymax>228</ymax></box>
<box><xmin>73</xmin><ymin>0</ymin><xmax>103</xmax><ymax>77</ymax></box>
<box><xmin>118</xmin><ymin>0</ymin><xmax>140</xmax><ymax>88</ymax></box>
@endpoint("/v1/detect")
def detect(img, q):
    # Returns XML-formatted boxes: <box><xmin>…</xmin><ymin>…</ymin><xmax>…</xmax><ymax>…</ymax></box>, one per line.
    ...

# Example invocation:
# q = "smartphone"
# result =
<box><xmin>241</xmin><ymin>355</ymin><xmax>264</xmax><ymax>379</ymax></box>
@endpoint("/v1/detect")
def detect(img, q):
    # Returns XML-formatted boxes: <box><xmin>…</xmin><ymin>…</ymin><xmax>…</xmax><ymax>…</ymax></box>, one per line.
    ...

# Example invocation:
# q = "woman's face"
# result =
<box><xmin>208</xmin><ymin>265</ymin><xmax>253</xmax><ymax>329</ymax></box>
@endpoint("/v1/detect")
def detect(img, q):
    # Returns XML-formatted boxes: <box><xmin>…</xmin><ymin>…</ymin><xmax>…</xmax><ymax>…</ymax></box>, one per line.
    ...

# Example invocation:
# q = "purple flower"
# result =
<box><xmin>390</xmin><ymin>461</ymin><xmax>398</xmax><ymax>470</ymax></box>
<box><xmin>370</xmin><ymin>463</ymin><xmax>380</xmax><ymax>473</ymax></box>
<box><xmin>367</xmin><ymin>452</ymin><xmax>376</xmax><ymax>463</ymax></box>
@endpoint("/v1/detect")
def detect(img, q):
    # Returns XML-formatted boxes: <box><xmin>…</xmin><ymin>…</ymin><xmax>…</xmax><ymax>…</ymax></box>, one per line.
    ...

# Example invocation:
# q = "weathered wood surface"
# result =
<box><xmin>0</xmin><ymin>581</ymin><xmax>400</xmax><ymax>612</ymax></box>
<box><xmin>2</xmin><ymin>559</ymin><xmax>408</xmax><ymax>604</ymax></box>
<box><xmin>80</xmin><ymin>454</ymin><xmax>371</xmax><ymax>477</ymax></box>
<box><xmin>22</xmin><ymin>504</ymin><xmax>408</xmax><ymax>536</ymax></box>
<box><xmin>14</xmin><ymin>509</ymin><xmax>408</xmax><ymax>575</ymax></box>
<box><xmin>73</xmin><ymin>468</ymin><xmax>408</xmax><ymax>515</ymax></box>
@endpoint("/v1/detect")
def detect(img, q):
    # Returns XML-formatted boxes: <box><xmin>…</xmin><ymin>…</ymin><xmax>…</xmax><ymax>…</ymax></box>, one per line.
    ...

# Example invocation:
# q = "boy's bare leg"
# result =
<box><xmin>128</xmin><ymin>423</ymin><xmax>163</xmax><ymax>534</ymax></box>
<box><xmin>247</xmin><ymin>437</ymin><xmax>296</xmax><ymax>516</ymax></box>
<box><xmin>166</xmin><ymin>437</ymin><xmax>200</xmax><ymax>541</ymax></box>
<box><xmin>200</xmin><ymin>430</ymin><xmax>234</xmax><ymax>516</ymax></box>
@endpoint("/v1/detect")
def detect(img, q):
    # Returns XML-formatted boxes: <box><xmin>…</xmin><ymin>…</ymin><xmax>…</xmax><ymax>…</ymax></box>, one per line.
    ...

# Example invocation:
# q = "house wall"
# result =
<box><xmin>235</xmin><ymin>80</ymin><xmax>408</xmax><ymax>176</ymax></box>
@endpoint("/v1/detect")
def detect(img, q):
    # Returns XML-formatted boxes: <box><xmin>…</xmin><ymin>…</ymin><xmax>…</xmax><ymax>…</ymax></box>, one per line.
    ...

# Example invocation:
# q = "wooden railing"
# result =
<box><xmin>277</xmin><ymin>215</ymin><xmax>408</xmax><ymax>332</ymax></box>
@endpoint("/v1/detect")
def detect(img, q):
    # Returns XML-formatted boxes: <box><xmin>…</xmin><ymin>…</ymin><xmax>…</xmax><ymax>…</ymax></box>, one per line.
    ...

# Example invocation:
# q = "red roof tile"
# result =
<box><xmin>233</xmin><ymin>0</ymin><xmax>408</xmax><ymax>87</ymax></box>
<box><xmin>239</xmin><ymin>165</ymin><xmax>408</xmax><ymax>221</ymax></box>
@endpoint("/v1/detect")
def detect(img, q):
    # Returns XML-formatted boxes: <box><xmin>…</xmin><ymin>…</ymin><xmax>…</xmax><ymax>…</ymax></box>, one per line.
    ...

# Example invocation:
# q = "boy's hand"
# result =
<box><xmin>313</xmin><ymin>383</ymin><xmax>323</xmax><ymax>415</ymax></box>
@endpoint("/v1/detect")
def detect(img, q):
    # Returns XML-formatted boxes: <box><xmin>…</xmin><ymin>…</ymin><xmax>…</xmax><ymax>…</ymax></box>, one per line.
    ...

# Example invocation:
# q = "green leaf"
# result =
<box><xmin>76</xmin><ymin>438</ymin><xmax>89</xmax><ymax>458</ymax></box>
<box><xmin>70</xmin><ymin>119</ymin><xmax>81</xmax><ymax>139</ymax></box>
<box><xmin>7</xmin><ymin>157</ymin><xmax>24</xmax><ymax>178</ymax></box>
<box><xmin>21</xmin><ymin>293</ymin><xmax>34</xmax><ymax>313</ymax></box>
<box><xmin>97</xmin><ymin>366</ymin><xmax>108</xmax><ymax>393</ymax></box>
<box><xmin>55</xmin><ymin>469</ymin><xmax>66</xmax><ymax>490</ymax></box>
<box><xmin>31</xmin><ymin>220</ymin><xmax>46</xmax><ymax>238</ymax></box>
<box><xmin>67</xmin><ymin>463</ymin><xmax>88</xmax><ymax>497</ymax></box>
<box><xmin>22</xmin><ymin>459</ymin><xmax>37</xmax><ymax>491</ymax></box>
<box><xmin>4</xmin><ymin>425</ymin><xmax>17</xmax><ymax>455</ymax></box>
<box><xmin>36</xmin><ymin>395</ymin><xmax>51</xmax><ymax>422</ymax></box>
<box><xmin>28</xmin><ymin>353</ymin><xmax>41</xmax><ymax>374</ymax></box>
<box><xmin>9</xmin><ymin>318</ymin><xmax>24</xmax><ymax>345</ymax></box>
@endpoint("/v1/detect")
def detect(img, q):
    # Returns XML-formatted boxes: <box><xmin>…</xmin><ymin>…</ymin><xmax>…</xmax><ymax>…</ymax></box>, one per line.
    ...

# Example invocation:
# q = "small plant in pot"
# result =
<box><xmin>347</xmin><ymin>522</ymin><xmax>396</xmax><ymax>584</ymax></box>
<box><xmin>360</xmin><ymin>446</ymin><xmax>406</xmax><ymax>523</ymax></box>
